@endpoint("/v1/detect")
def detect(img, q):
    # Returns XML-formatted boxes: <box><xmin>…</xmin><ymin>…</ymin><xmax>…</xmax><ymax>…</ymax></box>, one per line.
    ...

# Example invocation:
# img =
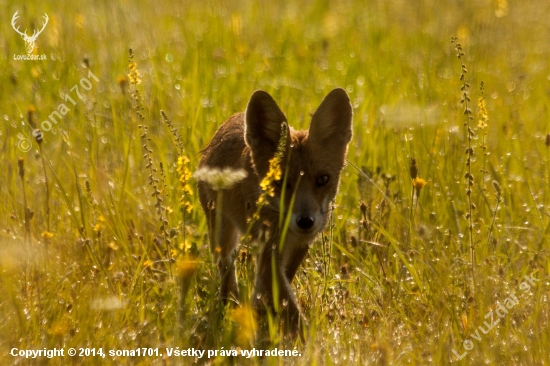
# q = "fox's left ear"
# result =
<box><xmin>309</xmin><ymin>88</ymin><xmax>353</xmax><ymax>152</ymax></box>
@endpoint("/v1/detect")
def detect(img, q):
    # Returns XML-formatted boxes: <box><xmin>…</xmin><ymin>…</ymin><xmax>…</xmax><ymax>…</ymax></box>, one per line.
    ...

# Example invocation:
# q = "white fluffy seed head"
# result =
<box><xmin>193</xmin><ymin>166</ymin><xmax>248</xmax><ymax>190</ymax></box>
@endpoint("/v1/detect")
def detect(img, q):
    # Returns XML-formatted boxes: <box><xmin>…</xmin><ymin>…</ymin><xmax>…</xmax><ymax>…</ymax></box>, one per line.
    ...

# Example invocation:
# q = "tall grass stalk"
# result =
<box><xmin>452</xmin><ymin>37</ymin><xmax>477</xmax><ymax>295</ymax></box>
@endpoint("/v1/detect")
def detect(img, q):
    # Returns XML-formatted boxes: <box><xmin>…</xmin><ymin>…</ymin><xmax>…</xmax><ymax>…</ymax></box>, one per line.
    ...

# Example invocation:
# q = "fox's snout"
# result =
<box><xmin>288</xmin><ymin>195</ymin><xmax>327</xmax><ymax>235</ymax></box>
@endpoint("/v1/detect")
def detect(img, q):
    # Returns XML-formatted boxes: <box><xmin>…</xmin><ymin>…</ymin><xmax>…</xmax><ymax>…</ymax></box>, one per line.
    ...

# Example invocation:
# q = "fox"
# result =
<box><xmin>197</xmin><ymin>88</ymin><xmax>353</xmax><ymax>334</ymax></box>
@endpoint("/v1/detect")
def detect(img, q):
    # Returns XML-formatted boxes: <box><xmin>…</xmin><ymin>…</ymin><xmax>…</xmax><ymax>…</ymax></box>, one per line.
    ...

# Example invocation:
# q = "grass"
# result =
<box><xmin>1</xmin><ymin>0</ymin><xmax>550</xmax><ymax>364</ymax></box>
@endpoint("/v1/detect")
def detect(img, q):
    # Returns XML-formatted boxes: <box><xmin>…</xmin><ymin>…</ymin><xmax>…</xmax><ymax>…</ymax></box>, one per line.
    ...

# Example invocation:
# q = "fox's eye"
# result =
<box><xmin>316</xmin><ymin>174</ymin><xmax>330</xmax><ymax>187</ymax></box>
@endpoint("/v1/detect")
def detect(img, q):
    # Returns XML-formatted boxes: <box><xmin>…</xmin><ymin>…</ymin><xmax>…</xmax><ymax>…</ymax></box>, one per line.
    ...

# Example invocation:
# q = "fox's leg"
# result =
<box><xmin>283</xmin><ymin>245</ymin><xmax>309</xmax><ymax>283</ymax></box>
<box><xmin>253</xmin><ymin>237</ymin><xmax>304</xmax><ymax>334</ymax></box>
<box><xmin>281</xmin><ymin>244</ymin><xmax>309</xmax><ymax>336</ymax></box>
<box><xmin>205</xmin><ymin>203</ymin><xmax>240</xmax><ymax>302</ymax></box>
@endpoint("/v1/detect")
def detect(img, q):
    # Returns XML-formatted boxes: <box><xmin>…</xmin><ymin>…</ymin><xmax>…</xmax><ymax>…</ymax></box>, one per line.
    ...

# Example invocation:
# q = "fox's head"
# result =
<box><xmin>244</xmin><ymin>88</ymin><xmax>353</xmax><ymax>237</ymax></box>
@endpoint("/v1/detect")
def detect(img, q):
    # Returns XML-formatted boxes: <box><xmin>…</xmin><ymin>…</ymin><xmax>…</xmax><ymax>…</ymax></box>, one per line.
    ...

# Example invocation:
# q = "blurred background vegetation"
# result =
<box><xmin>1</xmin><ymin>0</ymin><xmax>550</xmax><ymax>364</ymax></box>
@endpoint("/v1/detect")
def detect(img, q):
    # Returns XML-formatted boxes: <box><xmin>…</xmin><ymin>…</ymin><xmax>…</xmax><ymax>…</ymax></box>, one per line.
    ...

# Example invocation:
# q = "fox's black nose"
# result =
<box><xmin>296</xmin><ymin>216</ymin><xmax>315</xmax><ymax>231</ymax></box>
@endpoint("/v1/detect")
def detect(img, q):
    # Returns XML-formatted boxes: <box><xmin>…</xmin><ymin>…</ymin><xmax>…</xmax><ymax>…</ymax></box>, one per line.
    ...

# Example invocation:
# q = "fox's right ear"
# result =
<box><xmin>244</xmin><ymin>90</ymin><xmax>288</xmax><ymax>160</ymax></box>
<box><xmin>309</xmin><ymin>88</ymin><xmax>353</xmax><ymax>147</ymax></box>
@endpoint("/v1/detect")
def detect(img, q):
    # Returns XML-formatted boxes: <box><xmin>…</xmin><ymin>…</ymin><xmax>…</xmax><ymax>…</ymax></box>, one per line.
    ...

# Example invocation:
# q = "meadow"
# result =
<box><xmin>1</xmin><ymin>0</ymin><xmax>550</xmax><ymax>364</ymax></box>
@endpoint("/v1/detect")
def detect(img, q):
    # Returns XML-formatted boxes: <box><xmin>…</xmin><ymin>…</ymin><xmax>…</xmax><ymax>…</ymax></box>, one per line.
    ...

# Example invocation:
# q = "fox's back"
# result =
<box><xmin>197</xmin><ymin>113</ymin><xmax>259</xmax><ymax>233</ymax></box>
<box><xmin>199</xmin><ymin>113</ymin><xmax>248</xmax><ymax>170</ymax></box>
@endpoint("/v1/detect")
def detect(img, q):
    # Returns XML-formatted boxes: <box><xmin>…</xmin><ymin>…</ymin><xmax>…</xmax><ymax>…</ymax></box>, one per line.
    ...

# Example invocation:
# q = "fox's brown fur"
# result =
<box><xmin>197</xmin><ymin>88</ymin><xmax>353</xmax><ymax>334</ymax></box>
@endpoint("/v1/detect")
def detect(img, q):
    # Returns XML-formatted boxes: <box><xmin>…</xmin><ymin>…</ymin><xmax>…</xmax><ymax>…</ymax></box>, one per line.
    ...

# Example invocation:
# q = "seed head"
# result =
<box><xmin>360</xmin><ymin>202</ymin><xmax>367</xmax><ymax>216</ymax></box>
<box><xmin>410</xmin><ymin>158</ymin><xmax>418</xmax><ymax>180</ymax></box>
<box><xmin>117</xmin><ymin>75</ymin><xmax>128</xmax><ymax>94</ymax></box>
<box><xmin>18</xmin><ymin>157</ymin><xmax>25</xmax><ymax>178</ymax></box>
<box><xmin>492</xmin><ymin>180</ymin><xmax>502</xmax><ymax>201</ymax></box>
<box><xmin>34</xmin><ymin>129</ymin><xmax>43</xmax><ymax>145</ymax></box>
<box><xmin>27</xmin><ymin>105</ymin><xmax>37</xmax><ymax>128</ymax></box>
<box><xmin>194</xmin><ymin>166</ymin><xmax>248</xmax><ymax>190</ymax></box>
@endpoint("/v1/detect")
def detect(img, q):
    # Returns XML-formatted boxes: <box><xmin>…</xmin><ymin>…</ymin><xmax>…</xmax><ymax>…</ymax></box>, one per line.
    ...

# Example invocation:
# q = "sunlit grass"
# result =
<box><xmin>1</xmin><ymin>0</ymin><xmax>550</xmax><ymax>364</ymax></box>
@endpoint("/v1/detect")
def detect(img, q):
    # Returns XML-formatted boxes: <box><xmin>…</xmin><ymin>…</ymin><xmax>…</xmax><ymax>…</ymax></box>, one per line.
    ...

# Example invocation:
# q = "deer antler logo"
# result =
<box><xmin>11</xmin><ymin>11</ymin><xmax>49</xmax><ymax>54</ymax></box>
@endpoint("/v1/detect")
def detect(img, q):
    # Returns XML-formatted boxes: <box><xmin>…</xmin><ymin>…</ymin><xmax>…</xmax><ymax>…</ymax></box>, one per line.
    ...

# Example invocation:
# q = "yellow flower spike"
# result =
<box><xmin>477</xmin><ymin>96</ymin><xmax>488</xmax><ymax>130</ymax></box>
<box><xmin>256</xmin><ymin>122</ymin><xmax>287</xmax><ymax>204</ymax></box>
<box><xmin>177</xmin><ymin>156</ymin><xmax>195</xmax><ymax>213</ymax></box>
<box><xmin>127</xmin><ymin>50</ymin><xmax>142</xmax><ymax>86</ymax></box>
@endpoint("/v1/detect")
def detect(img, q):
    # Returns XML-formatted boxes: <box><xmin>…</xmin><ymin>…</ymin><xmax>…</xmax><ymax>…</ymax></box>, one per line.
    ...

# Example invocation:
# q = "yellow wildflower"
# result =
<box><xmin>230</xmin><ymin>305</ymin><xmax>257</xmax><ymax>346</ymax></box>
<box><xmin>49</xmin><ymin>320</ymin><xmax>68</xmax><ymax>338</ymax></box>
<box><xmin>41</xmin><ymin>231</ymin><xmax>54</xmax><ymax>239</ymax></box>
<box><xmin>171</xmin><ymin>240</ymin><xmax>193</xmax><ymax>257</ymax></box>
<box><xmin>76</xmin><ymin>14</ymin><xmax>84</xmax><ymax>29</ymax></box>
<box><xmin>413</xmin><ymin>177</ymin><xmax>427</xmax><ymax>199</ymax></box>
<box><xmin>176</xmin><ymin>257</ymin><xmax>199</xmax><ymax>280</ymax></box>
<box><xmin>495</xmin><ymin>0</ymin><xmax>508</xmax><ymax>17</ymax></box>
<box><xmin>93</xmin><ymin>215</ymin><xmax>106</xmax><ymax>232</ymax></box>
